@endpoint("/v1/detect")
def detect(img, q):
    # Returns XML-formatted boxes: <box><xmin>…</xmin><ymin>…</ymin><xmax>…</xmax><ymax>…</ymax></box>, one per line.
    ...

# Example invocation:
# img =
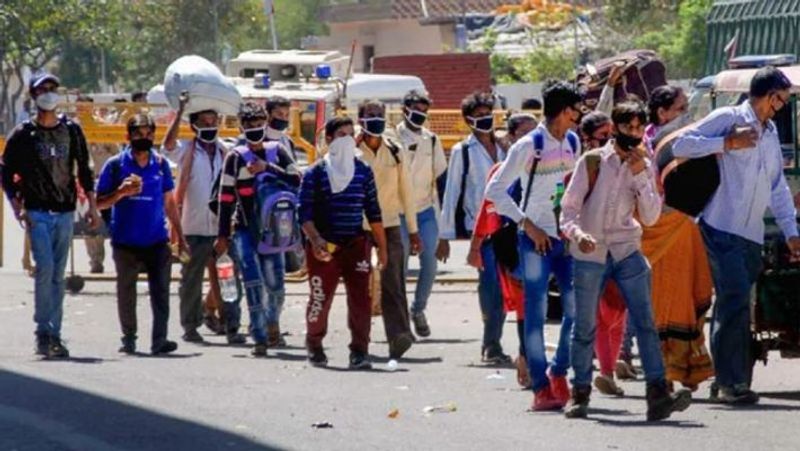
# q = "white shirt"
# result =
<box><xmin>439</xmin><ymin>134</ymin><xmax>506</xmax><ymax>239</ymax></box>
<box><xmin>485</xmin><ymin>123</ymin><xmax>579</xmax><ymax>238</ymax></box>
<box><xmin>395</xmin><ymin>122</ymin><xmax>448</xmax><ymax>213</ymax></box>
<box><xmin>163</xmin><ymin>139</ymin><xmax>225</xmax><ymax>237</ymax></box>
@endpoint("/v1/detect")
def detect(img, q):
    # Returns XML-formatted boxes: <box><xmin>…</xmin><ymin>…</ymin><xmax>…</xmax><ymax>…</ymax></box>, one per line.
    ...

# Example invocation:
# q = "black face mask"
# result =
<box><xmin>614</xmin><ymin>129</ymin><xmax>643</xmax><ymax>151</ymax></box>
<box><xmin>131</xmin><ymin>138</ymin><xmax>153</xmax><ymax>152</ymax></box>
<box><xmin>361</xmin><ymin>118</ymin><xmax>386</xmax><ymax>136</ymax></box>
<box><xmin>193</xmin><ymin>125</ymin><xmax>219</xmax><ymax>143</ymax></box>
<box><xmin>269</xmin><ymin>118</ymin><xmax>289</xmax><ymax>131</ymax></box>
<box><xmin>405</xmin><ymin>109</ymin><xmax>427</xmax><ymax>128</ymax></box>
<box><xmin>593</xmin><ymin>137</ymin><xmax>610</xmax><ymax>148</ymax></box>
<box><xmin>469</xmin><ymin>115</ymin><xmax>494</xmax><ymax>133</ymax></box>
<box><xmin>244</xmin><ymin>127</ymin><xmax>266</xmax><ymax>143</ymax></box>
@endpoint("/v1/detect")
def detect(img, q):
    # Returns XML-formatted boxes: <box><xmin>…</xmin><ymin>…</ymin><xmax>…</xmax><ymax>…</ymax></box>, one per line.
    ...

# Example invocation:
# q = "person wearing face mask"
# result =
<box><xmin>1</xmin><ymin>73</ymin><xmax>101</xmax><ymax>358</ymax></box>
<box><xmin>579</xmin><ymin>111</ymin><xmax>613</xmax><ymax>151</ymax></box>
<box><xmin>579</xmin><ymin>110</ymin><xmax>635</xmax><ymax>393</ymax></box>
<box><xmin>96</xmin><ymin>114</ymin><xmax>185</xmax><ymax>355</ymax></box>
<box><xmin>468</xmin><ymin>111</ymin><xmax>538</xmax><ymax>389</ymax></box>
<box><xmin>440</xmin><ymin>91</ymin><xmax>508</xmax><ymax>364</ymax></box>
<box><xmin>636</xmin><ymin>85</ymin><xmax>715</xmax><ymax>394</ymax></box>
<box><xmin>162</xmin><ymin>98</ymin><xmax>244</xmax><ymax>345</ymax></box>
<box><xmin>645</xmin><ymin>86</ymin><xmax>692</xmax><ymax>153</ymax></box>
<box><xmin>561</xmin><ymin>100</ymin><xmax>693</xmax><ymax>421</ymax></box>
<box><xmin>355</xmin><ymin>99</ymin><xmax>421</xmax><ymax>359</ymax></box>
<box><xmin>214</xmin><ymin>102</ymin><xmax>300</xmax><ymax>357</ymax></box>
<box><xmin>671</xmin><ymin>66</ymin><xmax>800</xmax><ymax>405</ymax></box>
<box><xmin>265</xmin><ymin>96</ymin><xmax>297</xmax><ymax>161</ymax></box>
<box><xmin>486</xmin><ymin>81</ymin><xmax>582</xmax><ymax>411</ymax></box>
<box><xmin>264</xmin><ymin>95</ymin><xmax>304</xmax><ymax>344</ymax></box>
<box><xmin>299</xmin><ymin>117</ymin><xmax>388</xmax><ymax>369</ymax></box>
<box><xmin>395</xmin><ymin>90</ymin><xmax>447</xmax><ymax>339</ymax></box>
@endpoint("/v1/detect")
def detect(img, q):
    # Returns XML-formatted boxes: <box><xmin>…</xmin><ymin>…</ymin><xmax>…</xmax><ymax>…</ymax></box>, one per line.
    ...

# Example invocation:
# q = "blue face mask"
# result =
<box><xmin>361</xmin><ymin>117</ymin><xmax>386</xmax><ymax>136</ymax></box>
<box><xmin>468</xmin><ymin>115</ymin><xmax>494</xmax><ymax>133</ymax></box>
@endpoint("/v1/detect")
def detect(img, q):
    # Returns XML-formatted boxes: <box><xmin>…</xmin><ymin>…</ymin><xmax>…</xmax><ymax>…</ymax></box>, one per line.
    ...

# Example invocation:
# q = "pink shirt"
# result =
<box><xmin>560</xmin><ymin>141</ymin><xmax>662</xmax><ymax>264</ymax></box>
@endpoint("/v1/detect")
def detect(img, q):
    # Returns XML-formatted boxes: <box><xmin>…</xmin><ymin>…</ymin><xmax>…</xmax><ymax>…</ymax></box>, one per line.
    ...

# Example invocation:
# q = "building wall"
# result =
<box><xmin>373</xmin><ymin>53</ymin><xmax>491</xmax><ymax>108</ymax></box>
<box><xmin>316</xmin><ymin>20</ymin><xmax>450</xmax><ymax>72</ymax></box>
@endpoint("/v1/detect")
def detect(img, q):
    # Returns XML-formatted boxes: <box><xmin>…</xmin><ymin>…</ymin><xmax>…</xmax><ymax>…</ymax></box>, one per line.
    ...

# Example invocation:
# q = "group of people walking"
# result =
<box><xmin>3</xmin><ymin>65</ymin><xmax>799</xmax><ymax>422</ymax></box>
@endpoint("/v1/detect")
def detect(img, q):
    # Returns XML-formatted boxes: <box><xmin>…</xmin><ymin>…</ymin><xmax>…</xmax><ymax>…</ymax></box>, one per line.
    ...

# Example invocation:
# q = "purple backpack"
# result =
<box><xmin>236</xmin><ymin>143</ymin><xmax>301</xmax><ymax>255</ymax></box>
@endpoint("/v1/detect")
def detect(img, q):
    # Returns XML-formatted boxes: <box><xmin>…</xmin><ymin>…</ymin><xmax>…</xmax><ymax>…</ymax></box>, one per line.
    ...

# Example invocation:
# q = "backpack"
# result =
<box><xmin>236</xmin><ymin>142</ymin><xmax>302</xmax><ymax>255</ymax></box>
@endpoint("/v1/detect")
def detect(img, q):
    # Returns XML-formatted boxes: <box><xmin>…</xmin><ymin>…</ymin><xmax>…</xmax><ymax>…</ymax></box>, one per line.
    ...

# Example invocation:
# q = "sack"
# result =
<box><xmin>653</xmin><ymin>123</ymin><xmax>720</xmax><ymax>217</ymax></box>
<box><xmin>163</xmin><ymin>55</ymin><xmax>241</xmax><ymax>116</ymax></box>
<box><xmin>577</xmin><ymin>49</ymin><xmax>667</xmax><ymax>107</ymax></box>
<box><xmin>236</xmin><ymin>143</ymin><xmax>302</xmax><ymax>254</ymax></box>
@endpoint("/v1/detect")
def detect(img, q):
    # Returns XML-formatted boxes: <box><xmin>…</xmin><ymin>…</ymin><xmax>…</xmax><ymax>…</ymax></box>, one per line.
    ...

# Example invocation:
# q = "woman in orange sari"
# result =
<box><xmin>643</xmin><ymin>86</ymin><xmax>714</xmax><ymax>390</ymax></box>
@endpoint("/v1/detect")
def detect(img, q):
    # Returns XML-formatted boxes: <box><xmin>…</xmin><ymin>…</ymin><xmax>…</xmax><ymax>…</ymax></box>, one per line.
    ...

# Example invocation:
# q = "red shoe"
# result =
<box><xmin>532</xmin><ymin>386</ymin><xmax>565</xmax><ymax>411</ymax></box>
<box><xmin>548</xmin><ymin>371</ymin><xmax>571</xmax><ymax>405</ymax></box>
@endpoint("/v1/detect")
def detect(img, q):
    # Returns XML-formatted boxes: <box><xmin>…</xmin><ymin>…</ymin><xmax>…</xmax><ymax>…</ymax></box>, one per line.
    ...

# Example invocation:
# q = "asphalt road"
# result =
<box><xmin>3</xmin><ymin>203</ymin><xmax>800</xmax><ymax>451</ymax></box>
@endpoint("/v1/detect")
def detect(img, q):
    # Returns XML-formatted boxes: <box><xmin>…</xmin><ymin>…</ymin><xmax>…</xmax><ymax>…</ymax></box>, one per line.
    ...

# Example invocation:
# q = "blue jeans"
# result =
<box><xmin>518</xmin><ymin>235</ymin><xmax>575</xmax><ymax>391</ymax></box>
<box><xmin>28</xmin><ymin>211</ymin><xmax>74</xmax><ymax>338</ymax></box>
<box><xmin>478</xmin><ymin>241</ymin><xmax>506</xmax><ymax>352</ymax></box>
<box><xmin>571</xmin><ymin>252</ymin><xmax>665</xmax><ymax>388</ymax></box>
<box><xmin>232</xmin><ymin>230</ymin><xmax>286</xmax><ymax>343</ymax></box>
<box><xmin>399</xmin><ymin>206</ymin><xmax>439</xmax><ymax>314</ymax></box>
<box><xmin>700</xmin><ymin>221</ymin><xmax>762</xmax><ymax>388</ymax></box>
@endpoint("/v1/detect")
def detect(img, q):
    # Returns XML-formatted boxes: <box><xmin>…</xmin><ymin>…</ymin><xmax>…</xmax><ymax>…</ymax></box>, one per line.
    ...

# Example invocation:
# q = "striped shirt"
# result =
<box><xmin>298</xmin><ymin>159</ymin><xmax>382</xmax><ymax>245</ymax></box>
<box><xmin>217</xmin><ymin>143</ymin><xmax>300</xmax><ymax>238</ymax></box>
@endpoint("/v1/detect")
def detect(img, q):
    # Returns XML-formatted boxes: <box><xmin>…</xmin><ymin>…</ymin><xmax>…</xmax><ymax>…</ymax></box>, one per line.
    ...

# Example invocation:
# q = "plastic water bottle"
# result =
<box><xmin>217</xmin><ymin>253</ymin><xmax>237</xmax><ymax>302</ymax></box>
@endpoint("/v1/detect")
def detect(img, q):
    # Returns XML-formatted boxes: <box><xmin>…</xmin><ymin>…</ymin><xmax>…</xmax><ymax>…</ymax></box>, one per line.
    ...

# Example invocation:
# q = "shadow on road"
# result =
<box><xmin>760</xmin><ymin>391</ymin><xmax>800</xmax><ymax>402</ymax></box>
<box><xmin>415</xmin><ymin>338</ymin><xmax>480</xmax><ymax>345</ymax></box>
<box><xmin>0</xmin><ymin>370</ymin><xmax>282</xmax><ymax>451</ymax></box>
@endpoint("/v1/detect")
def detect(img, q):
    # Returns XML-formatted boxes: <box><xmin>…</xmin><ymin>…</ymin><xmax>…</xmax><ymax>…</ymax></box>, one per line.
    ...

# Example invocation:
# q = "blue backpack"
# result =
<box><xmin>236</xmin><ymin>143</ymin><xmax>301</xmax><ymax>255</ymax></box>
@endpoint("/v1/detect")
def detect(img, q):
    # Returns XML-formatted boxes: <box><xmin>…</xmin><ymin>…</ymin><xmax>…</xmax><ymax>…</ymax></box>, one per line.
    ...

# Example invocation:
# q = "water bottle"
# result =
<box><xmin>216</xmin><ymin>253</ymin><xmax>238</xmax><ymax>302</ymax></box>
<box><xmin>553</xmin><ymin>181</ymin><xmax>565</xmax><ymax>235</ymax></box>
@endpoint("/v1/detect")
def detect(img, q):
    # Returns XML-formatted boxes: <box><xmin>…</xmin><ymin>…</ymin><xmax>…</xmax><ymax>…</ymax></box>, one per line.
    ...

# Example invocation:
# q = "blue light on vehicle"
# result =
<box><xmin>729</xmin><ymin>54</ymin><xmax>797</xmax><ymax>69</ymax></box>
<box><xmin>315</xmin><ymin>64</ymin><xmax>332</xmax><ymax>80</ymax></box>
<box><xmin>255</xmin><ymin>72</ymin><xmax>271</xmax><ymax>89</ymax></box>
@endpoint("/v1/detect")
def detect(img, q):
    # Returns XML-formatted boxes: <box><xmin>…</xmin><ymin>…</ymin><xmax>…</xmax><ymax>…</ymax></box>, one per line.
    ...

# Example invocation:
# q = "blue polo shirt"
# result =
<box><xmin>96</xmin><ymin>147</ymin><xmax>174</xmax><ymax>247</ymax></box>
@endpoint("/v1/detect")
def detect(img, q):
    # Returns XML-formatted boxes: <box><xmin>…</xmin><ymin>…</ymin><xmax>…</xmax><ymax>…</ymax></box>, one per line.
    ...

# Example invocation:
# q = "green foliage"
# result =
<box><xmin>633</xmin><ymin>0</ymin><xmax>712</xmax><ymax>78</ymax></box>
<box><xmin>1</xmin><ymin>0</ymin><xmax>328</xmax><ymax>120</ymax></box>
<box><xmin>489</xmin><ymin>46</ymin><xmax>576</xmax><ymax>84</ymax></box>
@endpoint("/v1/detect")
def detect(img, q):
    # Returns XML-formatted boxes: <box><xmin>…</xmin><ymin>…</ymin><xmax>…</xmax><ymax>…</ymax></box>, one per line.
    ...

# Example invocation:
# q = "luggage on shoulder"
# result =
<box><xmin>653</xmin><ymin>121</ymin><xmax>720</xmax><ymax>217</ymax></box>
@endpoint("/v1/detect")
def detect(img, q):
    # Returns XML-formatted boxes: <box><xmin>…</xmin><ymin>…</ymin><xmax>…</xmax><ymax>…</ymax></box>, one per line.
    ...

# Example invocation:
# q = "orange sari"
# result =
<box><xmin>641</xmin><ymin>210</ymin><xmax>714</xmax><ymax>387</ymax></box>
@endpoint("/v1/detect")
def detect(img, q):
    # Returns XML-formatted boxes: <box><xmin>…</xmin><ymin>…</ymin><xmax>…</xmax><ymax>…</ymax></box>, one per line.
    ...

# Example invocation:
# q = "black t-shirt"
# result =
<box><xmin>1</xmin><ymin>118</ymin><xmax>94</xmax><ymax>212</ymax></box>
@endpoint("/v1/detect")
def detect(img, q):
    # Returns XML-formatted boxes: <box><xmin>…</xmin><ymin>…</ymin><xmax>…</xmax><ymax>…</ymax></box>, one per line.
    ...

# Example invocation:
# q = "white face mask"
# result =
<box><xmin>35</xmin><ymin>92</ymin><xmax>59</xmax><ymax>111</ymax></box>
<box><xmin>328</xmin><ymin>135</ymin><xmax>356</xmax><ymax>157</ymax></box>
<box><xmin>324</xmin><ymin>135</ymin><xmax>357</xmax><ymax>194</ymax></box>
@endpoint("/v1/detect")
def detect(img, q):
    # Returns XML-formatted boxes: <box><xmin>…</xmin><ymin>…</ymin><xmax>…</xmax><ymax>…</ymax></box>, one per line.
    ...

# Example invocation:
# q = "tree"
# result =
<box><xmin>634</xmin><ymin>0</ymin><xmax>712</xmax><ymax>78</ymax></box>
<box><xmin>56</xmin><ymin>0</ymin><xmax>329</xmax><ymax>93</ymax></box>
<box><xmin>0</xmin><ymin>0</ymin><xmax>116</xmax><ymax>127</ymax></box>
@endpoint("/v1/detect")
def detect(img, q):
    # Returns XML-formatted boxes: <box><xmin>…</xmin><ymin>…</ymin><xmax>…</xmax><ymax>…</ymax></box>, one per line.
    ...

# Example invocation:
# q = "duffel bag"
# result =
<box><xmin>653</xmin><ymin>122</ymin><xmax>720</xmax><ymax>217</ymax></box>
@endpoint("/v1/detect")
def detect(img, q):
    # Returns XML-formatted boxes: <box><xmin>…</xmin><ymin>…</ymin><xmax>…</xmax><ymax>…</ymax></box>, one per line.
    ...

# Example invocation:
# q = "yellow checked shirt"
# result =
<box><xmin>357</xmin><ymin>136</ymin><xmax>419</xmax><ymax>234</ymax></box>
